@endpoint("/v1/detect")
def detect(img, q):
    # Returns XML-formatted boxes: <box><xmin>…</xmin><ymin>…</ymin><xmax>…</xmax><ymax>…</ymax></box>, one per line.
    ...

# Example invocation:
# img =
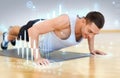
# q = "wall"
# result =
<box><xmin>0</xmin><ymin>0</ymin><xmax>120</xmax><ymax>32</ymax></box>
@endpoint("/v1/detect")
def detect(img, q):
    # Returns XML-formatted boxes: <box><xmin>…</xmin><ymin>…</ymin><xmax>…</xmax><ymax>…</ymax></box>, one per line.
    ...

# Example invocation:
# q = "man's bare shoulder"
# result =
<box><xmin>54</xmin><ymin>14</ymin><xmax>69</xmax><ymax>21</ymax></box>
<box><xmin>52</xmin><ymin>14</ymin><xmax>70</xmax><ymax>30</ymax></box>
<box><xmin>33</xmin><ymin>14</ymin><xmax>70</xmax><ymax>31</ymax></box>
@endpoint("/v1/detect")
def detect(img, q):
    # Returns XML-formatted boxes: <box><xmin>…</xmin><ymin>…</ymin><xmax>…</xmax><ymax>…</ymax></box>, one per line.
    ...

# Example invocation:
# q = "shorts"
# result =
<box><xmin>17</xmin><ymin>19</ymin><xmax>41</xmax><ymax>41</ymax></box>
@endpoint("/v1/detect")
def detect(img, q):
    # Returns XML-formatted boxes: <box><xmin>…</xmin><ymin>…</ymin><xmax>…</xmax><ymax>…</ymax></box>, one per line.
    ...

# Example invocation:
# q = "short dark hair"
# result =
<box><xmin>85</xmin><ymin>11</ymin><xmax>105</xmax><ymax>29</ymax></box>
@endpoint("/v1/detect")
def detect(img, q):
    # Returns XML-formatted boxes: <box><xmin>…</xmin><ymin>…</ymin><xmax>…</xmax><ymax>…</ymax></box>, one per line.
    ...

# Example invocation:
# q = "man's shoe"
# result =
<box><xmin>10</xmin><ymin>40</ymin><xmax>16</xmax><ymax>46</ymax></box>
<box><xmin>1</xmin><ymin>32</ymin><xmax>9</xmax><ymax>50</ymax></box>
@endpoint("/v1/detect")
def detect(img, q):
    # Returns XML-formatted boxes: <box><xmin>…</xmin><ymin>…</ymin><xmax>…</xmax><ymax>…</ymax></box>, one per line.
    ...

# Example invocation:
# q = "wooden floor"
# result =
<box><xmin>0</xmin><ymin>32</ymin><xmax>120</xmax><ymax>78</ymax></box>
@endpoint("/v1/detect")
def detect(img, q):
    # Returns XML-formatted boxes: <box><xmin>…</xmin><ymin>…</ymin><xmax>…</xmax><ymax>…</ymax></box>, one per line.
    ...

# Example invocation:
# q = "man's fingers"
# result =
<box><xmin>45</xmin><ymin>59</ymin><xmax>50</xmax><ymax>64</ymax></box>
<box><xmin>42</xmin><ymin>60</ymin><xmax>48</xmax><ymax>65</ymax></box>
<box><xmin>37</xmin><ymin>59</ymin><xmax>49</xmax><ymax>65</ymax></box>
<box><xmin>91</xmin><ymin>50</ymin><xmax>107</xmax><ymax>55</ymax></box>
<box><xmin>101</xmin><ymin>52</ymin><xmax>107</xmax><ymax>55</ymax></box>
<box><xmin>95</xmin><ymin>50</ymin><xmax>107</xmax><ymax>55</ymax></box>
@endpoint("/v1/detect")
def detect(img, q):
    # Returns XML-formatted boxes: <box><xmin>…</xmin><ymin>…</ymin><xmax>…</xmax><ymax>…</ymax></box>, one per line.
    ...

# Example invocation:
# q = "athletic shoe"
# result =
<box><xmin>10</xmin><ymin>40</ymin><xmax>16</xmax><ymax>46</ymax></box>
<box><xmin>1</xmin><ymin>32</ymin><xmax>9</xmax><ymax>50</ymax></box>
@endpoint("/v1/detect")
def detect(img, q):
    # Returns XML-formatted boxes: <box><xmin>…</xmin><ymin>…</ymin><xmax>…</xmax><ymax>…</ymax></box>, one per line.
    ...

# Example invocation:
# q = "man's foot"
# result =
<box><xmin>1</xmin><ymin>32</ymin><xmax>9</xmax><ymax>50</ymax></box>
<box><xmin>10</xmin><ymin>40</ymin><xmax>16</xmax><ymax>46</ymax></box>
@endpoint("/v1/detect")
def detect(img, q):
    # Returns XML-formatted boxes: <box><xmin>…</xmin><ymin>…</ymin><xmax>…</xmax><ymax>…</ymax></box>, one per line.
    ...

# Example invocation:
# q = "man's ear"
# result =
<box><xmin>81</xmin><ymin>18</ymin><xmax>86</xmax><ymax>25</ymax></box>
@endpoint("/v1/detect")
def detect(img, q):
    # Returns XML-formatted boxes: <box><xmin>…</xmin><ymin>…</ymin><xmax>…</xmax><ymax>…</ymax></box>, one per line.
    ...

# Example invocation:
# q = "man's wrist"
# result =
<box><xmin>90</xmin><ymin>49</ymin><xmax>94</xmax><ymax>53</ymax></box>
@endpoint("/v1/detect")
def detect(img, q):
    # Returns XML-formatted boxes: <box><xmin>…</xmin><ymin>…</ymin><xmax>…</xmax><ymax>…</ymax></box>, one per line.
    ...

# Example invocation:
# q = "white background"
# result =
<box><xmin>0</xmin><ymin>0</ymin><xmax>120</xmax><ymax>32</ymax></box>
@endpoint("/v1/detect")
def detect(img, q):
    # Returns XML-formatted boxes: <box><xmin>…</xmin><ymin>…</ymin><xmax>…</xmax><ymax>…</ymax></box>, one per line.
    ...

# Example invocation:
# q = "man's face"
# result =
<box><xmin>81</xmin><ymin>22</ymin><xmax>100</xmax><ymax>39</ymax></box>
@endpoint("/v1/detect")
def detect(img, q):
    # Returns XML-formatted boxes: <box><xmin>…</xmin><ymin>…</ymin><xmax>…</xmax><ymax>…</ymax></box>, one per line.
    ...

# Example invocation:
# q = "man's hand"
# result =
<box><xmin>90</xmin><ymin>50</ymin><xmax>106</xmax><ymax>55</ymax></box>
<box><xmin>34</xmin><ymin>57</ymin><xmax>49</xmax><ymax>65</ymax></box>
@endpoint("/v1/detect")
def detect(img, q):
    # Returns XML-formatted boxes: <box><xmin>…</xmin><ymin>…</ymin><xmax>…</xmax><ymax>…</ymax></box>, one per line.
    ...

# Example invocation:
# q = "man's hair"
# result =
<box><xmin>85</xmin><ymin>11</ymin><xmax>105</xmax><ymax>29</ymax></box>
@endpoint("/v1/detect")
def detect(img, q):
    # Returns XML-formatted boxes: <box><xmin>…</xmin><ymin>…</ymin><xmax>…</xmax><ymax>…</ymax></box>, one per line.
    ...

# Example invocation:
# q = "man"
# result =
<box><xmin>1</xmin><ymin>11</ymin><xmax>106</xmax><ymax>65</ymax></box>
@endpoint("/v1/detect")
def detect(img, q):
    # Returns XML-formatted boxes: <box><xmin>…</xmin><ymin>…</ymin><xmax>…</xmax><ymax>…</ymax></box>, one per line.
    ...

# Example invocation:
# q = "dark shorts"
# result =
<box><xmin>17</xmin><ymin>19</ymin><xmax>45</xmax><ymax>41</ymax></box>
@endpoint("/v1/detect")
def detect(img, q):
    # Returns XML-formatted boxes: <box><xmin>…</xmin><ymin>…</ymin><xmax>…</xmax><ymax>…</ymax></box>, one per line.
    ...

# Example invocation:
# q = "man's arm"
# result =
<box><xmin>28</xmin><ymin>28</ymin><xmax>49</xmax><ymax>65</ymax></box>
<box><xmin>88</xmin><ymin>36</ymin><xmax>106</xmax><ymax>55</ymax></box>
<box><xmin>28</xmin><ymin>14</ymin><xmax>69</xmax><ymax>65</ymax></box>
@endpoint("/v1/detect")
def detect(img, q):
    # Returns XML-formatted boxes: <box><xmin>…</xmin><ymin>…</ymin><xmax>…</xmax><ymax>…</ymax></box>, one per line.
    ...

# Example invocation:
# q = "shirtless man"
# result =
<box><xmin>1</xmin><ymin>11</ymin><xmax>106</xmax><ymax>65</ymax></box>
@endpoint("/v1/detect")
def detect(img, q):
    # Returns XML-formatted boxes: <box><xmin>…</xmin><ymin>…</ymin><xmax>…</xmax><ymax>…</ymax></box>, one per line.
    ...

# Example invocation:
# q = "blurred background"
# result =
<box><xmin>0</xmin><ymin>0</ymin><xmax>120</xmax><ymax>32</ymax></box>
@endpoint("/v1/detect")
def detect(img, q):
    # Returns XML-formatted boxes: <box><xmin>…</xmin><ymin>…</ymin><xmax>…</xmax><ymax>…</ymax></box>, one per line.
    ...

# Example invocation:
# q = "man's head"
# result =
<box><xmin>85</xmin><ymin>11</ymin><xmax>105</xmax><ymax>29</ymax></box>
<box><xmin>80</xmin><ymin>11</ymin><xmax>105</xmax><ymax>39</ymax></box>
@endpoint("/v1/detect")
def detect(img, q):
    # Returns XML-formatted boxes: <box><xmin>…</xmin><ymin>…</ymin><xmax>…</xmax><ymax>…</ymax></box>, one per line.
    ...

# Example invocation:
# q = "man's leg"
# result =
<box><xmin>8</xmin><ymin>26</ymin><xmax>20</xmax><ymax>40</ymax></box>
<box><xmin>1</xmin><ymin>26</ymin><xmax>21</xmax><ymax>50</ymax></box>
